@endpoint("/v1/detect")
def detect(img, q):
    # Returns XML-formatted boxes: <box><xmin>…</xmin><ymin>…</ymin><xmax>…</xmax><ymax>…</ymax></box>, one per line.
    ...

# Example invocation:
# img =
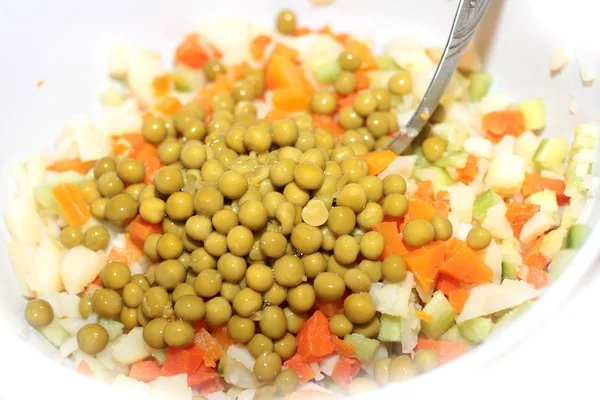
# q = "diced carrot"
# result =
<box><xmin>404</xmin><ymin>198</ymin><xmax>436</xmax><ymax>224</ymax></box>
<box><xmin>403</xmin><ymin>241</ymin><xmax>447</xmax><ymax>291</ymax></box>
<box><xmin>312</xmin><ymin>114</ymin><xmax>345</xmax><ymax>137</ymax></box>
<box><xmin>155</xmin><ymin>96</ymin><xmax>183</xmax><ymax>116</ymax></box>
<box><xmin>129</xmin><ymin>215</ymin><xmax>163</xmax><ymax>249</ymax></box>
<box><xmin>51</xmin><ymin>183</ymin><xmax>91</xmax><ymax>227</ymax></box>
<box><xmin>337</xmin><ymin>93</ymin><xmax>358</xmax><ymax>110</ymax></box>
<box><xmin>161</xmin><ymin>345</ymin><xmax>205</xmax><ymax>377</ymax></box>
<box><xmin>226</xmin><ymin>62</ymin><xmax>249</xmax><ymax>83</ymax></box>
<box><xmin>334</xmin><ymin>33</ymin><xmax>351</xmax><ymax>46</ymax></box>
<box><xmin>112</xmin><ymin>139</ymin><xmax>131</xmax><ymax>156</ymax></box>
<box><xmin>345</xmin><ymin>40</ymin><xmax>378</xmax><ymax>72</ymax></box>
<box><xmin>456</xmin><ymin>154</ymin><xmax>479</xmax><ymax>184</ymax></box>
<box><xmin>90</xmin><ymin>275</ymin><xmax>101</xmax><ymax>287</ymax></box>
<box><xmin>131</xmin><ymin>150</ymin><xmax>163</xmax><ymax>184</ymax></box>
<box><xmin>522</xmin><ymin>173</ymin><xmax>568</xmax><ymax>205</ymax></box>
<box><xmin>187</xmin><ymin>362</ymin><xmax>220</xmax><ymax>388</ymax></box>
<box><xmin>124</xmin><ymin>233</ymin><xmax>144</xmax><ymax>258</ymax></box>
<box><xmin>448</xmin><ymin>288</ymin><xmax>469</xmax><ymax>313</ymax></box>
<box><xmin>272</xmin><ymin>87</ymin><xmax>311</xmax><ymax>112</ymax></box>
<box><xmin>297</xmin><ymin>310</ymin><xmax>335</xmax><ymax>363</ymax></box>
<box><xmin>410</xmin><ymin>180</ymin><xmax>435</xmax><ymax>201</ymax></box>
<box><xmin>129</xmin><ymin>360</ymin><xmax>162</xmax><ymax>382</ymax></box>
<box><xmin>175</xmin><ymin>33</ymin><xmax>220</xmax><ymax>69</ymax></box>
<box><xmin>438</xmin><ymin>242</ymin><xmax>493</xmax><ymax>284</ymax></box>
<box><xmin>435</xmin><ymin>274</ymin><xmax>461</xmax><ymax>295</ymax></box>
<box><xmin>284</xmin><ymin>354</ymin><xmax>316</xmax><ymax>384</ymax></box>
<box><xmin>415</xmin><ymin>309</ymin><xmax>435</xmax><ymax>322</ymax></box>
<box><xmin>482</xmin><ymin>110</ymin><xmax>525</xmax><ymax>138</ymax></box>
<box><xmin>76</xmin><ymin>360</ymin><xmax>94</xmax><ymax>378</ymax></box>
<box><xmin>118</xmin><ymin>133</ymin><xmax>148</xmax><ymax>150</ymax></box>
<box><xmin>355</xmin><ymin>70</ymin><xmax>370</xmax><ymax>91</ymax></box>
<box><xmin>251</xmin><ymin>35</ymin><xmax>272</xmax><ymax>60</ymax></box>
<box><xmin>330</xmin><ymin>356</ymin><xmax>362</xmax><ymax>387</ymax></box>
<box><xmin>265</xmin><ymin>108</ymin><xmax>292</xmax><ymax>121</ymax></box>
<box><xmin>106</xmin><ymin>247</ymin><xmax>135</xmax><ymax>267</ymax></box>
<box><xmin>271</xmin><ymin>43</ymin><xmax>299</xmax><ymax>63</ymax></box>
<box><xmin>506</xmin><ymin>203</ymin><xmax>541</xmax><ymax>237</ymax></box>
<box><xmin>193</xmin><ymin>374</ymin><xmax>224</xmax><ymax>395</ymax></box>
<box><xmin>47</xmin><ymin>158</ymin><xmax>95</xmax><ymax>174</ymax></box>
<box><xmin>315</xmin><ymin>297</ymin><xmax>345</xmax><ymax>318</ymax></box>
<box><xmin>195</xmin><ymin>74</ymin><xmax>233</xmax><ymax>115</ymax></box>
<box><xmin>332</xmin><ymin>335</ymin><xmax>354</xmax><ymax>357</ymax></box>
<box><xmin>414</xmin><ymin>339</ymin><xmax>466</xmax><ymax>365</ymax></box>
<box><xmin>317</xmin><ymin>25</ymin><xmax>334</xmax><ymax>36</ymax></box>
<box><xmin>214</xmin><ymin>325</ymin><xmax>237</xmax><ymax>351</ymax></box>
<box><xmin>293</xmin><ymin>27</ymin><xmax>313</xmax><ymax>36</ymax></box>
<box><xmin>520</xmin><ymin>266</ymin><xmax>548</xmax><ymax>289</ymax></box>
<box><xmin>360</xmin><ymin>150</ymin><xmax>398</xmax><ymax>176</ymax></box>
<box><xmin>265</xmin><ymin>54</ymin><xmax>313</xmax><ymax>93</ymax></box>
<box><xmin>444</xmin><ymin>237</ymin><xmax>466</xmax><ymax>260</ymax></box>
<box><xmin>372</xmin><ymin>221</ymin><xmax>408</xmax><ymax>257</ymax></box>
<box><xmin>194</xmin><ymin>328</ymin><xmax>223</xmax><ymax>368</ymax></box>
<box><xmin>522</xmin><ymin>235</ymin><xmax>550</xmax><ymax>270</ymax></box>
<box><xmin>152</xmin><ymin>74</ymin><xmax>172</xmax><ymax>97</ymax></box>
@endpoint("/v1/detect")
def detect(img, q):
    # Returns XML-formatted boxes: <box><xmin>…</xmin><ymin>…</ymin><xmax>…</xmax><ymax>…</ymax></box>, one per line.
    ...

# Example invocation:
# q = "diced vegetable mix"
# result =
<box><xmin>5</xmin><ymin>5</ymin><xmax>599</xmax><ymax>399</ymax></box>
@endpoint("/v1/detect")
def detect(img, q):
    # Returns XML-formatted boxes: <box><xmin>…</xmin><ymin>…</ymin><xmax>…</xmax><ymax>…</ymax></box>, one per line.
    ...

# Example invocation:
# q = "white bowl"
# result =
<box><xmin>0</xmin><ymin>0</ymin><xmax>598</xmax><ymax>399</ymax></box>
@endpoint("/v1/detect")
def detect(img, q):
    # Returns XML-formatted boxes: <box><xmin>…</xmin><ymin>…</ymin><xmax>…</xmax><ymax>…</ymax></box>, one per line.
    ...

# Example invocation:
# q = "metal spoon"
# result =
<box><xmin>386</xmin><ymin>0</ymin><xmax>492</xmax><ymax>154</ymax></box>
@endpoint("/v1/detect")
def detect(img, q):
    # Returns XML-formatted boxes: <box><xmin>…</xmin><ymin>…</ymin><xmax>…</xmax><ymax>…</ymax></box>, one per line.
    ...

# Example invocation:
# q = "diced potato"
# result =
<box><xmin>27</xmin><ymin>235</ymin><xmax>64</xmax><ymax>295</ymax></box>
<box><xmin>7</xmin><ymin>241</ymin><xmax>37</xmax><ymax>297</ymax></box>
<box><xmin>112</xmin><ymin>327</ymin><xmax>153</xmax><ymax>365</ymax></box>
<box><xmin>149</xmin><ymin>374</ymin><xmax>193</xmax><ymax>400</ymax></box>
<box><xmin>4</xmin><ymin>195</ymin><xmax>45</xmax><ymax>245</ymax></box>
<box><xmin>60</xmin><ymin>246</ymin><xmax>106</xmax><ymax>295</ymax></box>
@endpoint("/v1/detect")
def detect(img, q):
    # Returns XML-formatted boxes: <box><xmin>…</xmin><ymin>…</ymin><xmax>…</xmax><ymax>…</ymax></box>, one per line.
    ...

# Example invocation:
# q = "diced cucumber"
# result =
<box><xmin>457</xmin><ymin>317</ymin><xmax>494</xmax><ymax>344</ymax></box>
<box><xmin>413</xmin><ymin>166</ymin><xmax>453</xmax><ymax>193</ymax></box>
<box><xmin>439</xmin><ymin>325</ymin><xmax>468</xmax><ymax>343</ymax></box>
<box><xmin>375</xmin><ymin>55</ymin><xmax>400</xmax><ymax>71</ymax></box>
<box><xmin>413</xmin><ymin>152</ymin><xmax>432</xmax><ymax>169</ymax></box>
<box><xmin>343</xmin><ymin>334</ymin><xmax>380</xmax><ymax>362</ymax></box>
<box><xmin>99</xmin><ymin>318</ymin><xmax>124</xmax><ymax>342</ymax></box>
<box><xmin>420</xmin><ymin>291</ymin><xmax>457</xmax><ymax>340</ymax></box>
<box><xmin>567</xmin><ymin>224</ymin><xmax>590</xmax><ymax>249</ymax></box>
<box><xmin>378</xmin><ymin>314</ymin><xmax>402</xmax><ymax>342</ymax></box>
<box><xmin>495</xmin><ymin>302</ymin><xmax>533</xmax><ymax>329</ymax></box>
<box><xmin>38</xmin><ymin>319</ymin><xmax>70</xmax><ymax>347</ymax></box>
<box><xmin>517</xmin><ymin>98</ymin><xmax>547</xmax><ymax>131</ymax></box>
<box><xmin>100</xmin><ymin>87</ymin><xmax>125</xmax><ymax>106</ymax></box>
<box><xmin>217</xmin><ymin>359</ymin><xmax>225</xmax><ymax>376</ymax></box>
<box><xmin>473</xmin><ymin>189</ymin><xmax>500</xmax><ymax>222</ymax></box>
<box><xmin>152</xmin><ymin>348</ymin><xmax>167</xmax><ymax>366</ymax></box>
<box><xmin>434</xmin><ymin>151</ymin><xmax>469</xmax><ymax>169</ymax></box>
<box><xmin>469</xmin><ymin>72</ymin><xmax>492</xmax><ymax>102</ymax></box>
<box><xmin>548</xmin><ymin>249</ymin><xmax>577</xmax><ymax>283</ymax></box>
<box><xmin>313</xmin><ymin>59</ymin><xmax>341</xmax><ymax>83</ymax></box>
<box><xmin>431</xmin><ymin>121</ymin><xmax>470</xmax><ymax>152</ymax></box>
<box><xmin>501</xmin><ymin>262</ymin><xmax>517</xmax><ymax>281</ymax></box>
<box><xmin>533</xmin><ymin>137</ymin><xmax>569</xmax><ymax>174</ymax></box>
<box><xmin>173</xmin><ymin>65</ymin><xmax>203</xmax><ymax>92</ymax></box>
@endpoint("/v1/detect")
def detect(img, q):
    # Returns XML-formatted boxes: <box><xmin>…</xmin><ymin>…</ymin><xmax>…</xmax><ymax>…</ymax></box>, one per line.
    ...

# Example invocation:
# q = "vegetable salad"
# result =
<box><xmin>5</xmin><ymin>8</ymin><xmax>599</xmax><ymax>400</ymax></box>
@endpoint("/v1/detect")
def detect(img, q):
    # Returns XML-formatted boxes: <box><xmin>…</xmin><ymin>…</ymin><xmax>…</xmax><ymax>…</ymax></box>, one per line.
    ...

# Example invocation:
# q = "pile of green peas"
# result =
<box><xmin>21</xmin><ymin>10</ymin><xmax>497</xmax><ymax>395</ymax></box>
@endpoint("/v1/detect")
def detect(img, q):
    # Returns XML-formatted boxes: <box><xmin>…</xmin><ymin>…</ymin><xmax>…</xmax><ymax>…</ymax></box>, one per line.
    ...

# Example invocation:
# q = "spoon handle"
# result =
<box><xmin>386</xmin><ymin>0</ymin><xmax>492</xmax><ymax>155</ymax></box>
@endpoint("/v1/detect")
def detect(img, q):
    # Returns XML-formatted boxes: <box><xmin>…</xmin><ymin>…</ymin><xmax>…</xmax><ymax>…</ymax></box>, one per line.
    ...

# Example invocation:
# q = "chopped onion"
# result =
<box><xmin>457</xmin><ymin>279</ymin><xmax>538</xmax><ymax>323</ymax></box>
